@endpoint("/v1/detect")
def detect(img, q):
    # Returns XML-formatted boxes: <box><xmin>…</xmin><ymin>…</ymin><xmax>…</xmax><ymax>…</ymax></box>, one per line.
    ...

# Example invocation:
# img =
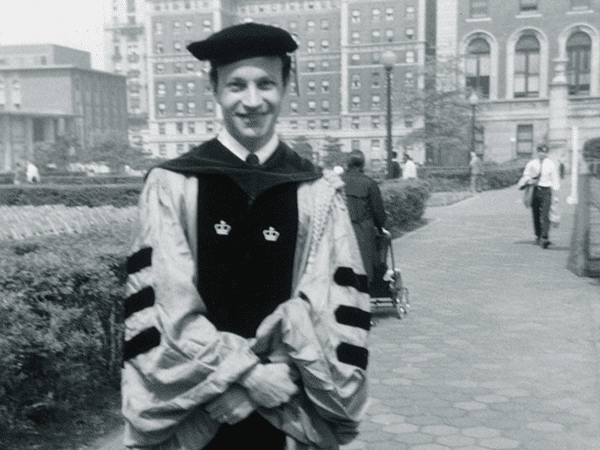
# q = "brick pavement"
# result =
<box><xmin>343</xmin><ymin>184</ymin><xmax>600</xmax><ymax>450</ymax></box>
<box><xmin>92</xmin><ymin>185</ymin><xmax>600</xmax><ymax>450</ymax></box>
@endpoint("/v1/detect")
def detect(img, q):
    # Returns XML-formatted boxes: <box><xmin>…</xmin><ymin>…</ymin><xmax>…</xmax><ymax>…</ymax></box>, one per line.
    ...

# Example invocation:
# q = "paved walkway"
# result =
<box><xmin>91</xmin><ymin>184</ymin><xmax>600</xmax><ymax>450</ymax></box>
<box><xmin>344</xmin><ymin>184</ymin><xmax>600</xmax><ymax>450</ymax></box>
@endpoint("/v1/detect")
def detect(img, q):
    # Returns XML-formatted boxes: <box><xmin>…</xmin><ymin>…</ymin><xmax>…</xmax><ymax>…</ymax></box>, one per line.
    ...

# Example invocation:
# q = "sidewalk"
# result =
<box><xmin>345</xmin><ymin>184</ymin><xmax>600</xmax><ymax>450</ymax></box>
<box><xmin>92</xmin><ymin>184</ymin><xmax>600</xmax><ymax>450</ymax></box>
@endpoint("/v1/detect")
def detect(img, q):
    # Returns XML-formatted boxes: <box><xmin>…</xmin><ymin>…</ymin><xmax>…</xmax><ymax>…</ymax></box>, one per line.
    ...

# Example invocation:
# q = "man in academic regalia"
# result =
<box><xmin>122</xmin><ymin>23</ymin><xmax>371</xmax><ymax>450</ymax></box>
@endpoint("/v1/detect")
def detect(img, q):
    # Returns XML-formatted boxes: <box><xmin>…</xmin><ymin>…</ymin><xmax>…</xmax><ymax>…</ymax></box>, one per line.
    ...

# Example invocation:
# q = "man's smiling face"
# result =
<box><xmin>212</xmin><ymin>56</ymin><xmax>286</xmax><ymax>152</ymax></box>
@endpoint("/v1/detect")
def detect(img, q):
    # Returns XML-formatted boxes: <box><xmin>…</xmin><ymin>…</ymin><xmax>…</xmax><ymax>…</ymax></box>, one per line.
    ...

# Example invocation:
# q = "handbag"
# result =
<box><xmin>522</xmin><ymin>184</ymin><xmax>534</xmax><ymax>208</ymax></box>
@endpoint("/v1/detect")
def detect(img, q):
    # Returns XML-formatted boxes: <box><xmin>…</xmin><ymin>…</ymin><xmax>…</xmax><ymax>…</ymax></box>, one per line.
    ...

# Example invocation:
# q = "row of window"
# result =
<box><xmin>239</xmin><ymin>1</ymin><xmax>338</xmax><ymax>15</ymax></box>
<box><xmin>154</xmin><ymin>1</ymin><xmax>212</xmax><ymax>13</ymax></box>
<box><xmin>156</xmin><ymin>80</ymin><xmax>212</xmax><ymax>96</ymax></box>
<box><xmin>154</xmin><ymin>61</ymin><xmax>208</xmax><ymax>75</ymax></box>
<box><xmin>470</xmin><ymin>0</ymin><xmax>590</xmax><ymax>17</ymax></box>
<box><xmin>350</xmin><ymin>28</ymin><xmax>415</xmax><ymax>44</ymax></box>
<box><xmin>154</xmin><ymin>19</ymin><xmax>212</xmax><ymax>35</ymax></box>
<box><xmin>350</xmin><ymin>6</ymin><xmax>415</xmax><ymax>24</ymax></box>
<box><xmin>157</xmin><ymin>100</ymin><xmax>212</xmax><ymax>116</ymax></box>
<box><xmin>350</xmin><ymin>51</ymin><xmax>415</xmax><ymax>65</ymax></box>
<box><xmin>350</xmin><ymin>72</ymin><xmax>414</xmax><ymax>89</ymax></box>
<box><xmin>159</xmin><ymin>120</ymin><xmax>214</xmax><ymax>135</ymax></box>
<box><xmin>466</xmin><ymin>31</ymin><xmax>591</xmax><ymax>98</ymax></box>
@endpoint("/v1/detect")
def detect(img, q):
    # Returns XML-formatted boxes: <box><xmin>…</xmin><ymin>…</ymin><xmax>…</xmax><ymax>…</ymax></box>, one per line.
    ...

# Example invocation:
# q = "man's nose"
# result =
<box><xmin>242</xmin><ymin>85</ymin><xmax>262</xmax><ymax>108</ymax></box>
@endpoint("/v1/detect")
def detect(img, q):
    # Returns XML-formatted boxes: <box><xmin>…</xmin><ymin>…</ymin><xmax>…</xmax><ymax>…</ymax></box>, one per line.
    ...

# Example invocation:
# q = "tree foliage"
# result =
<box><xmin>319</xmin><ymin>136</ymin><xmax>346</xmax><ymax>169</ymax></box>
<box><xmin>290</xmin><ymin>135</ymin><xmax>314</xmax><ymax>161</ymax></box>
<box><xmin>33</xmin><ymin>135</ymin><xmax>80</xmax><ymax>171</ymax></box>
<box><xmin>86</xmin><ymin>132</ymin><xmax>157</xmax><ymax>173</ymax></box>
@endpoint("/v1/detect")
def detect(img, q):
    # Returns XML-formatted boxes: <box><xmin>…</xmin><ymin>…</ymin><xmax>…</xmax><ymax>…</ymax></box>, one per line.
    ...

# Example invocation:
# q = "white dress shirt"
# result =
<box><xmin>523</xmin><ymin>157</ymin><xmax>560</xmax><ymax>191</ymax></box>
<box><xmin>217</xmin><ymin>128</ymin><xmax>279</xmax><ymax>165</ymax></box>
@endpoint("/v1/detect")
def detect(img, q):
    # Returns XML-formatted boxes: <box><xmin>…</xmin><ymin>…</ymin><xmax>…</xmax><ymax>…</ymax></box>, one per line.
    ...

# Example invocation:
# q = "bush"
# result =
<box><xmin>41</xmin><ymin>175</ymin><xmax>145</xmax><ymax>185</ymax></box>
<box><xmin>0</xmin><ymin>224</ymin><xmax>131</xmax><ymax>430</ymax></box>
<box><xmin>584</xmin><ymin>137</ymin><xmax>600</xmax><ymax>160</ymax></box>
<box><xmin>379</xmin><ymin>179</ymin><xmax>430</xmax><ymax>235</ymax></box>
<box><xmin>0</xmin><ymin>184</ymin><xmax>142</xmax><ymax>207</ymax></box>
<box><xmin>0</xmin><ymin>172</ymin><xmax>16</xmax><ymax>185</ymax></box>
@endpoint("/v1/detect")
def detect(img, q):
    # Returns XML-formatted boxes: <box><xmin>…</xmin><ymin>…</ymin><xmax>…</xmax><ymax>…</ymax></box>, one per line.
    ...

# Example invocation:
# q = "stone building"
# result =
<box><xmin>0</xmin><ymin>44</ymin><xmax>128</xmax><ymax>172</ymax></box>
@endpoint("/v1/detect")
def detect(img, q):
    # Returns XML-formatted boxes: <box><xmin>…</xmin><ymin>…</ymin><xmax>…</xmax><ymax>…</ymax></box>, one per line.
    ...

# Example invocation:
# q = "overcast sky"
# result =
<box><xmin>0</xmin><ymin>0</ymin><xmax>107</xmax><ymax>70</ymax></box>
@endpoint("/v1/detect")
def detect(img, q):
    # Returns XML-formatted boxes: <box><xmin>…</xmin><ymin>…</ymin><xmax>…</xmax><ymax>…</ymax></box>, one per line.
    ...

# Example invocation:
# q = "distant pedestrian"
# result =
<box><xmin>469</xmin><ymin>152</ymin><xmax>483</xmax><ymax>192</ymax></box>
<box><xmin>519</xmin><ymin>144</ymin><xmax>560</xmax><ymax>249</ymax></box>
<box><xmin>390</xmin><ymin>151</ymin><xmax>401</xmax><ymax>179</ymax></box>
<box><xmin>342</xmin><ymin>150</ymin><xmax>387</xmax><ymax>284</ymax></box>
<box><xmin>401</xmin><ymin>153</ymin><xmax>418</xmax><ymax>179</ymax></box>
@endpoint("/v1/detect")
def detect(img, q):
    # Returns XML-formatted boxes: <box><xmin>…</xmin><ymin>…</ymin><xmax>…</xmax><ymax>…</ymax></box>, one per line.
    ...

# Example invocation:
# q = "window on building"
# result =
<box><xmin>203</xmin><ymin>19</ymin><xmax>212</xmax><ymax>32</ymax></box>
<box><xmin>176</xmin><ymin>102</ymin><xmax>184</xmax><ymax>115</ymax></box>
<box><xmin>174</xmin><ymin>63</ymin><xmax>183</xmax><ymax>73</ymax></box>
<box><xmin>307</xmin><ymin>20</ymin><xmax>315</xmax><ymax>31</ymax></box>
<box><xmin>187</xmin><ymin>101</ymin><xmax>196</xmax><ymax>115</ymax></box>
<box><xmin>321</xmin><ymin>80</ymin><xmax>330</xmax><ymax>92</ymax></box>
<box><xmin>321</xmin><ymin>60</ymin><xmax>330</xmax><ymax>70</ymax></box>
<box><xmin>406</xmin><ymin>28</ymin><xmax>415</xmax><ymax>39</ymax></box>
<box><xmin>520</xmin><ymin>0</ymin><xmax>537</xmax><ymax>12</ymax></box>
<box><xmin>405</xmin><ymin>72</ymin><xmax>414</xmax><ymax>87</ymax></box>
<box><xmin>159</xmin><ymin>144</ymin><xmax>167</xmax><ymax>156</ymax></box>
<box><xmin>188</xmin><ymin>122</ymin><xmax>195</xmax><ymax>133</ymax></box>
<box><xmin>514</xmin><ymin>35</ymin><xmax>540</xmax><ymax>98</ymax></box>
<box><xmin>385</xmin><ymin>7</ymin><xmax>394</xmax><ymax>20</ymax></box>
<box><xmin>372</xmin><ymin>8</ymin><xmax>381</xmax><ymax>21</ymax></box>
<box><xmin>205</xmin><ymin>100</ymin><xmax>214</xmax><ymax>113</ymax></box>
<box><xmin>159</xmin><ymin>123</ymin><xmax>166</xmax><ymax>134</ymax></box>
<box><xmin>173</xmin><ymin>20</ymin><xmax>181</xmax><ymax>33</ymax></box>
<box><xmin>206</xmin><ymin>120</ymin><xmax>214</xmax><ymax>132</ymax></box>
<box><xmin>466</xmin><ymin>38</ymin><xmax>490</xmax><ymax>98</ymax></box>
<box><xmin>156</xmin><ymin>43</ymin><xmax>164</xmax><ymax>54</ymax></box>
<box><xmin>289</xmin><ymin>80</ymin><xmax>298</xmax><ymax>95</ymax></box>
<box><xmin>371</xmin><ymin>115</ymin><xmax>381</xmax><ymax>129</ymax></box>
<box><xmin>185</xmin><ymin>20</ymin><xmax>193</xmax><ymax>31</ymax></box>
<box><xmin>371</xmin><ymin>94</ymin><xmax>381</xmax><ymax>109</ymax></box>
<box><xmin>174</xmin><ymin>41</ymin><xmax>182</xmax><ymax>52</ymax></box>
<box><xmin>371</xmin><ymin>139</ymin><xmax>381</xmax><ymax>153</ymax></box>
<box><xmin>186</xmin><ymin>81</ymin><xmax>196</xmax><ymax>95</ymax></box>
<box><xmin>567</xmin><ymin>31</ymin><xmax>591</xmax><ymax>95</ymax></box>
<box><xmin>352</xmin><ymin>95</ymin><xmax>361</xmax><ymax>110</ymax></box>
<box><xmin>571</xmin><ymin>0</ymin><xmax>590</xmax><ymax>8</ymax></box>
<box><xmin>321</xmin><ymin>99</ymin><xmax>330</xmax><ymax>112</ymax></box>
<box><xmin>308</xmin><ymin>120</ymin><xmax>316</xmax><ymax>129</ymax></box>
<box><xmin>186</xmin><ymin>62</ymin><xmax>194</xmax><ymax>73</ymax></box>
<box><xmin>321</xmin><ymin>119</ymin><xmax>330</xmax><ymax>129</ymax></box>
<box><xmin>351</xmin><ymin>54</ymin><xmax>360</xmax><ymax>65</ymax></box>
<box><xmin>307</xmin><ymin>80</ymin><xmax>316</xmax><ymax>93</ymax></box>
<box><xmin>351</xmin><ymin>31</ymin><xmax>361</xmax><ymax>44</ymax></box>
<box><xmin>351</xmin><ymin>74</ymin><xmax>361</xmax><ymax>88</ymax></box>
<box><xmin>308</xmin><ymin>100</ymin><xmax>316</xmax><ymax>112</ymax></box>
<box><xmin>157</xmin><ymin>102</ymin><xmax>166</xmax><ymax>116</ymax></box>
<box><xmin>156</xmin><ymin>63</ymin><xmax>165</xmax><ymax>74</ymax></box>
<box><xmin>321</xmin><ymin>19</ymin><xmax>329</xmax><ymax>30</ymax></box>
<box><xmin>351</xmin><ymin>116</ymin><xmax>360</xmax><ymax>129</ymax></box>
<box><xmin>405</xmin><ymin>6</ymin><xmax>415</xmax><ymax>20</ymax></box>
<box><xmin>405</xmin><ymin>51</ymin><xmax>415</xmax><ymax>63</ymax></box>
<box><xmin>308</xmin><ymin>61</ymin><xmax>316</xmax><ymax>71</ymax></box>
<box><xmin>177</xmin><ymin>144</ymin><xmax>185</xmax><ymax>155</ymax></box>
<box><xmin>155</xmin><ymin>22</ymin><xmax>164</xmax><ymax>34</ymax></box>
<box><xmin>351</xmin><ymin>10</ymin><xmax>360</xmax><ymax>23</ymax></box>
<box><xmin>290</xmin><ymin>120</ymin><xmax>298</xmax><ymax>129</ymax></box>
<box><xmin>372</xmin><ymin>72</ymin><xmax>381</xmax><ymax>87</ymax></box>
<box><xmin>371</xmin><ymin>30</ymin><xmax>381</xmax><ymax>43</ymax></box>
<box><xmin>289</xmin><ymin>20</ymin><xmax>297</xmax><ymax>30</ymax></box>
<box><xmin>470</xmin><ymin>0</ymin><xmax>488</xmax><ymax>17</ymax></box>
<box><xmin>372</xmin><ymin>52</ymin><xmax>381</xmax><ymax>64</ymax></box>
<box><xmin>290</xmin><ymin>100</ymin><xmax>299</xmax><ymax>113</ymax></box>
<box><xmin>385</xmin><ymin>29</ymin><xmax>394</xmax><ymax>42</ymax></box>
<box><xmin>175</xmin><ymin>82</ymin><xmax>184</xmax><ymax>96</ymax></box>
<box><xmin>516</xmin><ymin>124</ymin><xmax>533</xmax><ymax>155</ymax></box>
<box><xmin>157</xmin><ymin>82</ymin><xmax>166</xmax><ymax>96</ymax></box>
<box><xmin>176</xmin><ymin>122</ymin><xmax>184</xmax><ymax>134</ymax></box>
<box><xmin>321</xmin><ymin>39</ymin><xmax>329</xmax><ymax>51</ymax></box>
<box><xmin>307</xmin><ymin>41</ymin><xmax>316</xmax><ymax>53</ymax></box>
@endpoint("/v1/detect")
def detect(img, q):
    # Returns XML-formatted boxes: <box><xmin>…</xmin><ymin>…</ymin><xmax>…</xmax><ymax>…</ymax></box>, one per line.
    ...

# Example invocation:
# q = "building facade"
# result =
<box><xmin>0</xmin><ymin>45</ymin><xmax>128</xmax><ymax>172</ymax></box>
<box><xmin>143</xmin><ymin>0</ymin><xmax>431</xmax><ymax>168</ymax></box>
<box><xmin>438</xmin><ymin>0</ymin><xmax>600</xmax><ymax>165</ymax></box>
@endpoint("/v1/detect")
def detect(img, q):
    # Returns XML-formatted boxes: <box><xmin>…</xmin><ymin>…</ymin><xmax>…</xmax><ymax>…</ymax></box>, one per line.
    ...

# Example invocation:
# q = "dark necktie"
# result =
<box><xmin>246</xmin><ymin>153</ymin><xmax>260</xmax><ymax>166</ymax></box>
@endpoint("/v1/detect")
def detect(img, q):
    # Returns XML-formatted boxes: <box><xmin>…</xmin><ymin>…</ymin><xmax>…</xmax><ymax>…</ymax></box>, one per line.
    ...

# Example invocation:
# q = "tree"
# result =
<box><xmin>86</xmin><ymin>132</ymin><xmax>156</xmax><ymax>173</ymax></box>
<box><xmin>399</xmin><ymin>56</ymin><xmax>474</xmax><ymax>166</ymax></box>
<box><xmin>319</xmin><ymin>136</ymin><xmax>346</xmax><ymax>169</ymax></box>
<box><xmin>33</xmin><ymin>135</ymin><xmax>80</xmax><ymax>171</ymax></box>
<box><xmin>290</xmin><ymin>135</ymin><xmax>315</xmax><ymax>162</ymax></box>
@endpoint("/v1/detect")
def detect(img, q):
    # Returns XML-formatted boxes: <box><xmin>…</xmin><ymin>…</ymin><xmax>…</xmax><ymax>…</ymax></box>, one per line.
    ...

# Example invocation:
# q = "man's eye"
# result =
<box><xmin>258</xmin><ymin>80</ymin><xmax>277</xmax><ymax>89</ymax></box>
<box><xmin>227</xmin><ymin>82</ymin><xmax>245</xmax><ymax>91</ymax></box>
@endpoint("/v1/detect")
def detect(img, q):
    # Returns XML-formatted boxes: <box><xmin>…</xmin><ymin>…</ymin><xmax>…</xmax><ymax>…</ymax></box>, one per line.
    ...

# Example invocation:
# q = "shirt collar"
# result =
<box><xmin>217</xmin><ymin>128</ymin><xmax>279</xmax><ymax>165</ymax></box>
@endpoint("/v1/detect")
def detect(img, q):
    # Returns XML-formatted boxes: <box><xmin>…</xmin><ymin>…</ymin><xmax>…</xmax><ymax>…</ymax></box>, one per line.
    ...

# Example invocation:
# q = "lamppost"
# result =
<box><xmin>469</xmin><ymin>91</ymin><xmax>479</xmax><ymax>160</ymax></box>
<box><xmin>382</xmin><ymin>50</ymin><xmax>397</xmax><ymax>179</ymax></box>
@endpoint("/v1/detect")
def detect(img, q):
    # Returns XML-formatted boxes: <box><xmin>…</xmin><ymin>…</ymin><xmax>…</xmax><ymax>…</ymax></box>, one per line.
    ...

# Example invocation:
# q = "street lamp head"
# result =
<box><xmin>381</xmin><ymin>50</ymin><xmax>397</xmax><ymax>70</ymax></box>
<box><xmin>469</xmin><ymin>91</ymin><xmax>479</xmax><ymax>106</ymax></box>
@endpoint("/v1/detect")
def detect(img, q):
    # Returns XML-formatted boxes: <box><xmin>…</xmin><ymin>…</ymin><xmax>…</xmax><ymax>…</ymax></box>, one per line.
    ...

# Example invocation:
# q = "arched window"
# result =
<box><xmin>466</xmin><ymin>38</ymin><xmax>490</xmax><ymax>98</ymax></box>
<box><xmin>514</xmin><ymin>35</ymin><xmax>540</xmax><ymax>98</ymax></box>
<box><xmin>567</xmin><ymin>31</ymin><xmax>591</xmax><ymax>95</ymax></box>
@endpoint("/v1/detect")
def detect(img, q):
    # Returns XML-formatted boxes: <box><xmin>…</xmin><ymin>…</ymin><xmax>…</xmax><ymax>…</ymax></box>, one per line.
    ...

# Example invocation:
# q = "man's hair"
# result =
<box><xmin>536</xmin><ymin>144</ymin><xmax>549</xmax><ymax>153</ymax></box>
<box><xmin>209</xmin><ymin>54</ymin><xmax>293</xmax><ymax>90</ymax></box>
<box><xmin>347</xmin><ymin>150</ymin><xmax>365</xmax><ymax>169</ymax></box>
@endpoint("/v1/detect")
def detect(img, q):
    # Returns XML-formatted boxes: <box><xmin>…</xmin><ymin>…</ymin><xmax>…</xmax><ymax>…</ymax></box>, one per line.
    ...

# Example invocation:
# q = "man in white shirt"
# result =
<box><xmin>402</xmin><ymin>153</ymin><xmax>418</xmax><ymax>179</ymax></box>
<box><xmin>521</xmin><ymin>144</ymin><xmax>560</xmax><ymax>248</ymax></box>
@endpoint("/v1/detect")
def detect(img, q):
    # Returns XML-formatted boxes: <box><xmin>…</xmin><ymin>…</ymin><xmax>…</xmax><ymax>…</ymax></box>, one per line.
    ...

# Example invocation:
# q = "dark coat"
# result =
<box><xmin>342</xmin><ymin>168</ymin><xmax>386</xmax><ymax>282</ymax></box>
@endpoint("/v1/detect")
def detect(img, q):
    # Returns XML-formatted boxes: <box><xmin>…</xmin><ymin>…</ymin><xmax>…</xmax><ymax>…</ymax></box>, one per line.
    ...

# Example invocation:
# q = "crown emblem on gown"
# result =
<box><xmin>263</xmin><ymin>227</ymin><xmax>280</xmax><ymax>242</ymax></box>
<box><xmin>214</xmin><ymin>220</ymin><xmax>231</xmax><ymax>235</ymax></box>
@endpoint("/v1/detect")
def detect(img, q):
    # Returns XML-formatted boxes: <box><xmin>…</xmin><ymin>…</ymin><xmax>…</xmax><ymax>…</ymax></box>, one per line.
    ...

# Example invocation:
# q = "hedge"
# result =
<box><xmin>0</xmin><ymin>184</ymin><xmax>142</xmax><ymax>207</ymax></box>
<box><xmin>40</xmin><ymin>175</ymin><xmax>145</xmax><ymax>185</ymax></box>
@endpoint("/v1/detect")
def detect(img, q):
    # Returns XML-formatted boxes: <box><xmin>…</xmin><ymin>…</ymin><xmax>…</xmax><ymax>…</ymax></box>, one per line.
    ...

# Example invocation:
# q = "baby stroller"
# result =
<box><xmin>369</xmin><ymin>230</ymin><xmax>410</xmax><ymax>321</ymax></box>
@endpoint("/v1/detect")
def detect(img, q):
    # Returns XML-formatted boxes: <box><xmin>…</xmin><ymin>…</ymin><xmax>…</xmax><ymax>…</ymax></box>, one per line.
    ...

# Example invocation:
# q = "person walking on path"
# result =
<box><xmin>121</xmin><ymin>23</ymin><xmax>370</xmax><ymax>450</ymax></box>
<box><xmin>469</xmin><ymin>151</ymin><xmax>483</xmax><ymax>193</ymax></box>
<box><xmin>401</xmin><ymin>153</ymin><xmax>418</xmax><ymax>179</ymax></box>
<box><xmin>519</xmin><ymin>143</ymin><xmax>560</xmax><ymax>248</ymax></box>
<box><xmin>342</xmin><ymin>150</ymin><xmax>387</xmax><ymax>285</ymax></box>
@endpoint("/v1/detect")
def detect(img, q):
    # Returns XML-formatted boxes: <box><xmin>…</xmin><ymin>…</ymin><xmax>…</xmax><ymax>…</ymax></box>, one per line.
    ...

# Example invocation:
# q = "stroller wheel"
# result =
<box><xmin>394</xmin><ymin>288</ymin><xmax>409</xmax><ymax>318</ymax></box>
